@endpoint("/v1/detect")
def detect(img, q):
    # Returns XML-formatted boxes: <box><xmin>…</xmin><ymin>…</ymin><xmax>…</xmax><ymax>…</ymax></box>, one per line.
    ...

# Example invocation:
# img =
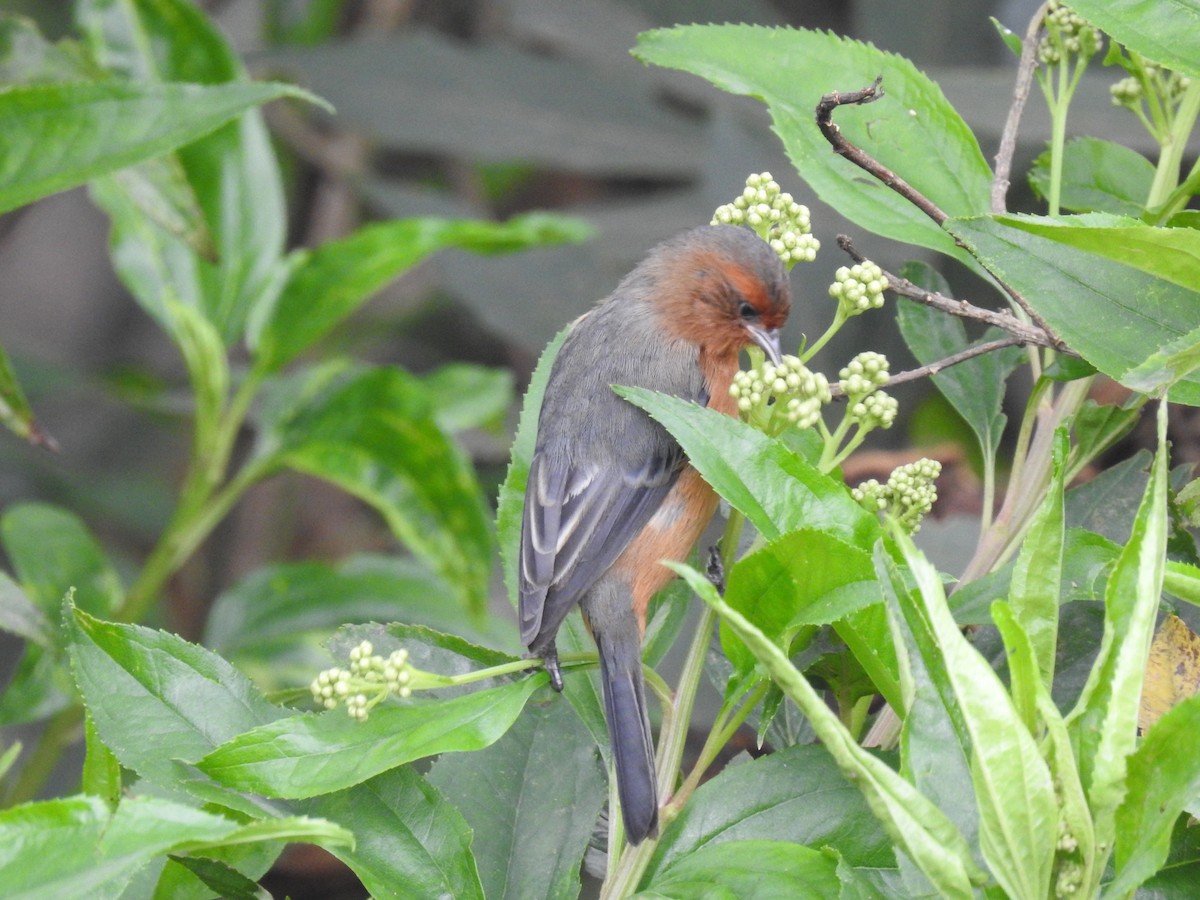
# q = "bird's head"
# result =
<box><xmin>650</xmin><ymin>225</ymin><xmax>791</xmax><ymax>364</ymax></box>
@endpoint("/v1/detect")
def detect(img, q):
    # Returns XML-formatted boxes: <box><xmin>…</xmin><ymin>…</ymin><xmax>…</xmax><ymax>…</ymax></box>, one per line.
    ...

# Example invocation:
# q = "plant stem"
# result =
<box><xmin>1147</xmin><ymin>80</ymin><xmax>1200</xmax><ymax>208</ymax></box>
<box><xmin>5</xmin><ymin>705</ymin><xmax>83</xmax><ymax>806</ymax></box>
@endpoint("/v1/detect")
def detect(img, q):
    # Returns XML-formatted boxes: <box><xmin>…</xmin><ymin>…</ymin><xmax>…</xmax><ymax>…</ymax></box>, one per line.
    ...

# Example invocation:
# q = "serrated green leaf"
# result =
<box><xmin>1065</xmin><ymin>0</ymin><xmax>1200</xmax><ymax>80</ymax></box>
<box><xmin>615</xmin><ymin>388</ymin><xmax>878</xmax><ymax>546</ymax></box>
<box><xmin>634</xmin><ymin>25</ymin><xmax>993</xmax><ymax>272</ymax></box>
<box><xmin>67</xmin><ymin>605</ymin><xmax>292</xmax><ymax>815</ymax></box>
<box><xmin>644</xmin><ymin>743</ymin><xmax>893</xmax><ymax>884</ymax></box>
<box><xmin>671</xmin><ymin>561</ymin><xmax>983</xmax><ymax>897</ymax></box>
<box><xmin>195</xmin><ymin>675</ymin><xmax>546</xmax><ymax>798</ymax></box>
<box><xmin>883</xmin><ymin>533</ymin><xmax>1057</xmax><ymax>900</ymax></box>
<box><xmin>301</xmin><ymin>767</ymin><xmax>484</xmax><ymax>900</ymax></box>
<box><xmin>427</xmin><ymin>693</ymin><xmax>605</xmax><ymax>900</ymax></box>
<box><xmin>946</xmin><ymin>215</ymin><xmax>1200</xmax><ymax>402</ymax></box>
<box><xmin>0</xmin><ymin>80</ymin><xmax>317</xmax><ymax>215</ymax></box>
<box><xmin>1065</xmin><ymin>401</ymin><xmax>1169</xmax><ymax>891</ymax></box>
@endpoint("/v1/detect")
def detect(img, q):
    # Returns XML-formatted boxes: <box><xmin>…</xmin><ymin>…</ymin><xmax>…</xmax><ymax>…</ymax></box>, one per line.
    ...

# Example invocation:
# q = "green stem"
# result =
<box><xmin>1147</xmin><ymin>81</ymin><xmax>1200</xmax><ymax>208</ymax></box>
<box><xmin>5</xmin><ymin>705</ymin><xmax>83</xmax><ymax>806</ymax></box>
<box><xmin>799</xmin><ymin>311</ymin><xmax>846</xmax><ymax>365</ymax></box>
<box><xmin>603</xmin><ymin>510</ymin><xmax>746</xmax><ymax>899</ymax></box>
<box><xmin>1046</xmin><ymin>60</ymin><xmax>1071</xmax><ymax>216</ymax></box>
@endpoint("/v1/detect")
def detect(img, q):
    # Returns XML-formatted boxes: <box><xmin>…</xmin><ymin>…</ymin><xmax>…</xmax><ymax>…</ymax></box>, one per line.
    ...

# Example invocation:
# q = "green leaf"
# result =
<box><xmin>195</xmin><ymin>675</ymin><xmax>547</xmax><ymax>798</ymax></box>
<box><xmin>1065</xmin><ymin>0</ymin><xmax>1200</xmax><ymax>80</ymax></box>
<box><xmin>78</xmin><ymin>0</ymin><xmax>291</xmax><ymax>343</ymax></box>
<box><xmin>1</xmin><ymin>503</ymin><xmax>122</xmax><ymax>617</ymax></box>
<box><xmin>876</xmin><ymin>548</ymin><xmax>978</xmax><ymax>862</ymax></box>
<box><xmin>990</xmin><ymin>17</ymin><xmax>1023</xmax><ymax>57</ymax></box>
<box><xmin>1008</xmin><ymin>429</ymin><xmax>1067</xmax><ymax>690</ymax></box>
<box><xmin>165</xmin><ymin>299</ymin><xmax>229</xmax><ymax>451</ymax></box>
<box><xmin>420</xmin><ymin>363</ymin><xmax>514</xmax><ymax>434</ymax></box>
<box><xmin>644</xmin><ymin>743</ymin><xmax>894</xmax><ymax>883</ymax></box>
<box><xmin>1066</xmin><ymin>401</ymin><xmax>1170</xmax><ymax>887</ymax></box>
<box><xmin>1028</xmin><ymin>138</ymin><xmax>1155</xmax><ymax>217</ymax></box>
<box><xmin>670</xmin><ymin>562</ymin><xmax>984</xmax><ymax>897</ymax></box>
<box><xmin>82</xmin><ymin>712</ymin><xmax>121</xmax><ymax>809</ymax></box>
<box><xmin>896</xmin><ymin>262</ymin><xmax>1023</xmax><ymax>476</ymax></box>
<box><xmin>0</xmin><ymin>794</ymin><xmax>348</xmax><ymax>900</ymax></box>
<box><xmin>427</xmin><ymin>693</ymin><xmax>606</xmax><ymax>900</ymax></box>
<box><xmin>946</xmin><ymin>215</ymin><xmax>1200</xmax><ymax>402</ymax></box>
<box><xmin>615</xmin><ymin>388</ymin><xmax>878</xmax><ymax>545</ymax></box>
<box><xmin>634</xmin><ymin>25</ymin><xmax>993</xmax><ymax>271</ymax></box>
<box><xmin>164</xmin><ymin>856</ymin><xmax>270</xmax><ymax>900</ymax></box>
<box><xmin>251</xmin><ymin>214</ymin><xmax>590</xmax><ymax>372</ymax></box>
<box><xmin>722</xmin><ymin>530</ymin><xmax>879</xmax><ymax>679</ymax></box>
<box><xmin>301</xmin><ymin>767</ymin><xmax>484</xmax><ymax>900</ymax></box>
<box><xmin>254</xmin><ymin>365</ymin><xmax>494</xmax><ymax>617</ymax></box>
<box><xmin>67</xmin><ymin>605</ymin><xmax>292</xmax><ymax>815</ymax></box>
<box><xmin>0</xmin><ymin>570</ymin><xmax>52</xmax><ymax>647</ymax></box>
<box><xmin>0</xmin><ymin>343</ymin><xmax>52</xmax><ymax>447</ymax></box>
<box><xmin>497</xmin><ymin>326</ymin><xmax>570</xmax><ymax>608</ymax></box>
<box><xmin>882</xmin><ymin>533</ymin><xmax>1058</xmax><ymax>900</ymax></box>
<box><xmin>0</xmin><ymin>80</ymin><xmax>316</xmax><ymax>215</ymax></box>
<box><xmin>635</xmin><ymin>840</ymin><xmax>841</xmax><ymax>899</ymax></box>
<box><xmin>1112</xmin><ymin>697</ymin><xmax>1200</xmax><ymax>896</ymax></box>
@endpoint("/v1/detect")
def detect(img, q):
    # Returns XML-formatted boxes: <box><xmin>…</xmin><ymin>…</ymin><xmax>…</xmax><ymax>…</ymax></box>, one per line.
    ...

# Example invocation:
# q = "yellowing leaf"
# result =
<box><xmin>1138</xmin><ymin>614</ymin><xmax>1200</xmax><ymax>732</ymax></box>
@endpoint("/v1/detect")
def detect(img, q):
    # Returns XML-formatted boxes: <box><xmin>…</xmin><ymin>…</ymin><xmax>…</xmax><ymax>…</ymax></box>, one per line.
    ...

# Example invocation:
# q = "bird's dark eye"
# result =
<box><xmin>738</xmin><ymin>300</ymin><xmax>758</xmax><ymax>320</ymax></box>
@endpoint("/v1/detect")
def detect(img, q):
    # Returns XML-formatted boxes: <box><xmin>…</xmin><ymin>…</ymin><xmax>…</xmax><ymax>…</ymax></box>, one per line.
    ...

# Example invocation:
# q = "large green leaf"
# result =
<box><xmin>302</xmin><ymin>768</ymin><xmax>484</xmax><ymax>900</ymax></box>
<box><xmin>672</xmin><ymin>563</ymin><xmax>983</xmax><ymax>898</ymax></box>
<box><xmin>1067</xmin><ymin>0</ymin><xmax>1200</xmax><ymax>80</ymax></box>
<box><xmin>881</xmin><ymin>534</ymin><xmax>1057</xmax><ymax>899</ymax></box>
<box><xmin>253</xmin><ymin>364</ymin><xmax>494</xmax><ymax>617</ymax></box>
<box><xmin>643</xmin><ymin>743</ymin><xmax>893</xmax><ymax>883</ymax></box>
<box><xmin>946</xmin><ymin>215</ymin><xmax>1200</xmax><ymax>403</ymax></box>
<box><xmin>77</xmin><ymin>0</ymin><xmax>289</xmax><ymax>343</ymax></box>
<box><xmin>1065</xmin><ymin>402</ymin><xmax>1170</xmax><ymax>890</ymax></box>
<box><xmin>195</xmin><ymin>675</ymin><xmax>547</xmax><ymax>798</ymax></box>
<box><xmin>634</xmin><ymin>25</ymin><xmax>993</xmax><ymax>271</ymax></box>
<box><xmin>0</xmin><ymin>80</ymin><xmax>312</xmax><ymax>215</ymax></box>
<box><xmin>615</xmin><ymin>387</ymin><xmax>877</xmax><ymax>546</ymax></box>
<box><xmin>427</xmin><ymin>693</ymin><xmax>606</xmax><ymax>900</ymax></box>
<box><xmin>67</xmin><ymin>606</ymin><xmax>292</xmax><ymax>816</ymax></box>
<box><xmin>0</xmin><ymin>794</ymin><xmax>349</xmax><ymax>900</ymax></box>
<box><xmin>634</xmin><ymin>841</ymin><xmax>841</xmax><ymax>899</ymax></box>
<box><xmin>250</xmin><ymin>214</ymin><xmax>590</xmax><ymax>372</ymax></box>
<box><xmin>721</xmin><ymin>529</ymin><xmax>879</xmax><ymax>679</ymax></box>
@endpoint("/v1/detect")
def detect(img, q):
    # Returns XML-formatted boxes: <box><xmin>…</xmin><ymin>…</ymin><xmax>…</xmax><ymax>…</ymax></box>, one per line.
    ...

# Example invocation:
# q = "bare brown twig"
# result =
<box><xmin>992</xmin><ymin>3</ymin><xmax>1051</xmax><ymax>213</ymax></box>
<box><xmin>816</xmin><ymin>76</ymin><xmax>948</xmax><ymax>226</ymax></box>
<box><xmin>818</xmin><ymin>78</ymin><xmax>1064</xmax><ymax>347</ymax></box>
<box><xmin>836</xmin><ymin>235</ymin><xmax>1065</xmax><ymax>351</ymax></box>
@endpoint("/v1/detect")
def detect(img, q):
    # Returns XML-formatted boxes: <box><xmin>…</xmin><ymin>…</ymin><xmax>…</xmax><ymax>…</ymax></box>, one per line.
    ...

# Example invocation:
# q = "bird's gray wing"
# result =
<box><xmin>518</xmin><ymin>439</ymin><xmax>682</xmax><ymax>649</ymax></box>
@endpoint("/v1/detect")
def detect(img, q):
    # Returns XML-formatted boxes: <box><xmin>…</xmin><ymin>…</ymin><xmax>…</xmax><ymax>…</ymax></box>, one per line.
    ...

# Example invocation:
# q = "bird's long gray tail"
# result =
<box><xmin>585</xmin><ymin>584</ymin><xmax>659</xmax><ymax>845</ymax></box>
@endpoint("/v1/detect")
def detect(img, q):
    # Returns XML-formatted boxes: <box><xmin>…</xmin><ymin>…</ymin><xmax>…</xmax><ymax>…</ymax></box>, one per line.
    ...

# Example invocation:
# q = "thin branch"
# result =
<box><xmin>828</xmin><ymin>337</ymin><xmax>1028</xmax><ymax>400</ymax></box>
<box><xmin>992</xmin><ymin>2</ymin><xmax>1051</xmax><ymax>213</ymax></box>
<box><xmin>816</xmin><ymin>76</ymin><xmax>948</xmax><ymax>226</ymax></box>
<box><xmin>836</xmin><ymin>235</ymin><xmax>1058</xmax><ymax>349</ymax></box>
<box><xmin>818</xmin><ymin>80</ymin><xmax>1065</xmax><ymax>347</ymax></box>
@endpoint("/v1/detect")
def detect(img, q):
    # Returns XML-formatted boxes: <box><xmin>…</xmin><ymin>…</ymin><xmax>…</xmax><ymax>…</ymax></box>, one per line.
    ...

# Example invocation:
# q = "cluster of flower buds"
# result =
<box><xmin>1110</xmin><ymin>62</ymin><xmax>1192</xmax><ymax>112</ymax></box>
<box><xmin>1037</xmin><ymin>1</ymin><xmax>1102</xmax><ymax>65</ymax></box>
<box><xmin>839</xmin><ymin>352</ymin><xmax>897</xmax><ymax>431</ymax></box>
<box><xmin>829</xmin><ymin>261</ymin><xmax>887</xmax><ymax>317</ymax></box>
<box><xmin>852</xmin><ymin>458</ymin><xmax>941</xmax><ymax>532</ymax></box>
<box><xmin>310</xmin><ymin>640</ymin><xmax>417</xmax><ymax>721</ymax></box>
<box><xmin>730</xmin><ymin>353</ymin><xmax>831</xmax><ymax>433</ymax></box>
<box><xmin>712</xmin><ymin>172</ymin><xmax>820</xmax><ymax>267</ymax></box>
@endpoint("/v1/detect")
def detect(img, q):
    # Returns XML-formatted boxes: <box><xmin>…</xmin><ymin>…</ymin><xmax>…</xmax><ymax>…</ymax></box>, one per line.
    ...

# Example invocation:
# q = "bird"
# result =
<box><xmin>518</xmin><ymin>224</ymin><xmax>791</xmax><ymax>845</ymax></box>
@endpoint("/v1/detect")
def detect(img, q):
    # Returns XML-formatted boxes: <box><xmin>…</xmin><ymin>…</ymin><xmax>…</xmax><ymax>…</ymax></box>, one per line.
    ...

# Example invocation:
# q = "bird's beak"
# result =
<box><xmin>747</xmin><ymin>326</ymin><xmax>783</xmax><ymax>366</ymax></box>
